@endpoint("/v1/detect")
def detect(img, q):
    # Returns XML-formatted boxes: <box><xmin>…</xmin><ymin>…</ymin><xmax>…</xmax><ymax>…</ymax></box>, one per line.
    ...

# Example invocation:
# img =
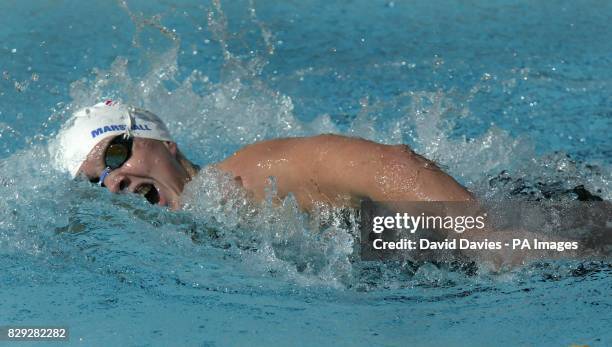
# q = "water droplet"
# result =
<box><xmin>14</xmin><ymin>81</ymin><xmax>27</xmax><ymax>92</ymax></box>
<box><xmin>359</xmin><ymin>97</ymin><xmax>369</xmax><ymax>108</ymax></box>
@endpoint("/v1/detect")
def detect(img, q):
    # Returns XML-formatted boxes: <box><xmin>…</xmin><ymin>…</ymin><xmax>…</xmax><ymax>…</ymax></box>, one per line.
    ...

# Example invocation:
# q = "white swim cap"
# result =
<box><xmin>51</xmin><ymin>100</ymin><xmax>174</xmax><ymax>178</ymax></box>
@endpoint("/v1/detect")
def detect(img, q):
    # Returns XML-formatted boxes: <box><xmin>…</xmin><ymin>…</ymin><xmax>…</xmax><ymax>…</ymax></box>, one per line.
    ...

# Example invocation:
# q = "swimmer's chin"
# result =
<box><xmin>167</xmin><ymin>198</ymin><xmax>182</xmax><ymax>211</ymax></box>
<box><xmin>148</xmin><ymin>195</ymin><xmax>181</xmax><ymax>211</ymax></box>
<box><xmin>159</xmin><ymin>190</ymin><xmax>182</xmax><ymax>211</ymax></box>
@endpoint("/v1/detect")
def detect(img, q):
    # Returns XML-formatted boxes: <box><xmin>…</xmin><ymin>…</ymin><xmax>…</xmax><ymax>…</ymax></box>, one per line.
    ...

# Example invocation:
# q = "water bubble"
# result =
<box><xmin>14</xmin><ymin>81</ymin><xmax>28</xmax><ymax>92</ymax></box>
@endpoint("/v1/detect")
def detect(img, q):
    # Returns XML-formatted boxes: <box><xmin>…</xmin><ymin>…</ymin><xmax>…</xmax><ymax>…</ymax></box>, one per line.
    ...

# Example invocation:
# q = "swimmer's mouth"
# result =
<box><xmin>135</xmin><ymin>184</ymin><xmax>160</xmax><ymax>205</ymax></box>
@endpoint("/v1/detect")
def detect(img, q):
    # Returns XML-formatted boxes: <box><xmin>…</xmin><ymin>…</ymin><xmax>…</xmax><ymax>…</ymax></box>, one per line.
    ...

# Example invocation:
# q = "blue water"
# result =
<box><xmin>1</xmin><ymin>0</ymin><xmax>611</xmax><ymax>346</ymax></box>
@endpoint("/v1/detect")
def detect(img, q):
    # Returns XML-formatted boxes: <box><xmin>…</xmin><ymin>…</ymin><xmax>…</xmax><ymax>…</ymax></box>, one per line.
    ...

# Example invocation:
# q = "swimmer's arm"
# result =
<box><xmin>308</xmin><ymin>135</ymin><xmax>475</xmax><ymax>203</ymax></box>
<box><xmin>215</xmin><ymin>134</ymin><xmax>474</xmax><ymax>210</ymax></box>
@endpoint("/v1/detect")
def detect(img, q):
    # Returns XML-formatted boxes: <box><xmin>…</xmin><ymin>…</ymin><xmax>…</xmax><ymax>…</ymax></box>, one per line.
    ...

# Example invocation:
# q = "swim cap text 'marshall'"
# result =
<box><xmin>90</xmin><ymin>124</ymin><xmax>152</xmax><ymax>138</ymax></box>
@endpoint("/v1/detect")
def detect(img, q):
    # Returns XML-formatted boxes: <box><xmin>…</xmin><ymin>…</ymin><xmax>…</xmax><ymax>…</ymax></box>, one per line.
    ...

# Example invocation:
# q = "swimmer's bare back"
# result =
<box><xmin>216</xmin><ymin>134</ymin><xmax>474</xmax><ymax>210</ymax></box>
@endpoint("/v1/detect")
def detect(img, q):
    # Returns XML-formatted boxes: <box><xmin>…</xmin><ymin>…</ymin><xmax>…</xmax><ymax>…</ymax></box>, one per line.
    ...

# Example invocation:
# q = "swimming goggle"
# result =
<box><xmin>97</xmin><ymin>135</ymin><xmax>134</xmax><ymax>186</ymax></box>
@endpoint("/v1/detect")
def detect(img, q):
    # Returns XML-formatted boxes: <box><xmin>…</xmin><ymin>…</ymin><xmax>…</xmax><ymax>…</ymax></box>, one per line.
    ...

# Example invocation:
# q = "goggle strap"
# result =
<box><xmin>98</xmin><ymin>167</ymin><xmax>112</xmax><ymax>187</ymax></box>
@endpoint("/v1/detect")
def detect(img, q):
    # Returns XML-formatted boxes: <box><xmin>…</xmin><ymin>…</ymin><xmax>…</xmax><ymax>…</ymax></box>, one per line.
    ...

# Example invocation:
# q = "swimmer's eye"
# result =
<box><xmin>84</xmin><ymin>136</ymin><xmax>133</xmax><ymax>188</ymax></box>
<box><xmin>104</xmin><ymin>136</ymin><xmax>133</xmax><ymax>170</ymax></box>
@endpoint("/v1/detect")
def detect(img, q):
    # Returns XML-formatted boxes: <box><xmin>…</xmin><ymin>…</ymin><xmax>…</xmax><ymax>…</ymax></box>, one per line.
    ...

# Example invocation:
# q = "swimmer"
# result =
<box><xmin>52</xmin><ymin>101</ymin><xmax>606</xmax><ymax>266</ymax></box>
<box><xmin>52</xmin><ymin>100</ymin><xmax>474</xmax><ymax>210</ymax></box>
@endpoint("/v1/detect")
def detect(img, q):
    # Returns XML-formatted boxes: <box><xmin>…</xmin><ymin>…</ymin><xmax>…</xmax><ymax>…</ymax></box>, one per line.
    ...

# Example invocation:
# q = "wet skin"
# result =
<box><xmin>79</xmin><ymin>134</ymin><xmax>474</xmax><ymax>210</ymax></box>
<box><xmin>78</xmin><ymin>137</ymin><xmax>191</xmax><ymax>210</ymax></box>
<box><xmin>216</xmin><ymin>134</ymin><xmax>474</xmax><ymax>210</ymax></box>
<box><xmin>78</xmin><ymin>134</ymin><xmax>601</xmax><ymax>267</ymax></box>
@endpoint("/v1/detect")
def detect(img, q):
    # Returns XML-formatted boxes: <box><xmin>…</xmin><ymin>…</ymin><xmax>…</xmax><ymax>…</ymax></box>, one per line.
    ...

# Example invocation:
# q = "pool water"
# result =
<box><xmin>1</xmin><ymin>0</ymin><xmax>610</xmax><ymax>346</ymax></box>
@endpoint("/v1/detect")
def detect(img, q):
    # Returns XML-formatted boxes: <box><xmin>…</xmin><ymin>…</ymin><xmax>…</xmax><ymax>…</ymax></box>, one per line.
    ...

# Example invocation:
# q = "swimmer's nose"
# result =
<box><xmin>105</xmin><ymin>174</ymin><xmax>131</xmax><ymax>193</ymax></box>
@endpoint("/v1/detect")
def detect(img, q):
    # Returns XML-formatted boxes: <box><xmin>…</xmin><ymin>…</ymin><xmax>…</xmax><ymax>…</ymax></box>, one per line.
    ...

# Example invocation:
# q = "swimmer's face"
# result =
<box><xmin>77</xmin><ymin>136</ymin><xmax>190</xmax><ymax>210</ymax></box>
